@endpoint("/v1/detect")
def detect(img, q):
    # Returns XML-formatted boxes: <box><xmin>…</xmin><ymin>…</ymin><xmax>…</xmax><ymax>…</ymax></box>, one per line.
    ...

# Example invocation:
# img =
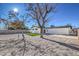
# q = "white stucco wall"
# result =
<box><xmin>46</xmin><ymin>27</ymin><xmax>71</xmax><ymax>35</ymax></box>
<box><xmin>30</xmin><ymin>27</ymin><xmax>72</xmax><ymax>35</ymax></box>
<box><xmin>34</xmin><ymin>28</ymin><xmax>40</xmax><ymax>33</ymax></box>
<box><xmin>30</xmin><ymin>27</ymin><xmax>40</xmax><ymax>33</ymax></box>
<box><xmin>78</xmin><ymin>29</ymin><xmax>79</xmax><ymax>36</ymax></box>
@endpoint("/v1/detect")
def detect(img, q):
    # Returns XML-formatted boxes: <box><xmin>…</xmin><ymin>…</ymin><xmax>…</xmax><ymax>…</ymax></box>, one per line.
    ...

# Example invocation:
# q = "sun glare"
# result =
<box><xmin>13</xmin><ymin>8</ymin><xmax>18</xmax><ymax>12</ymax></box>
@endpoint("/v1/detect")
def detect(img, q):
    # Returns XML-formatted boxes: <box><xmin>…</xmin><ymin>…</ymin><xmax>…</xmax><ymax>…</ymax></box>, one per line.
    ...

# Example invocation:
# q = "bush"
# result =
<box><xmin>8</xmin><ymin>27</ymin><xmax>15</xmax><ymax>30</ymax></box>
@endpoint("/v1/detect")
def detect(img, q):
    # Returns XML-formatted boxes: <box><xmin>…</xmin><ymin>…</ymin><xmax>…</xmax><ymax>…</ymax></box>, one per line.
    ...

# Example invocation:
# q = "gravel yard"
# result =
<box><xmin>0</xmin><ymin>34</ymin><xmax>79</xmax><ymax>56</ymax></box>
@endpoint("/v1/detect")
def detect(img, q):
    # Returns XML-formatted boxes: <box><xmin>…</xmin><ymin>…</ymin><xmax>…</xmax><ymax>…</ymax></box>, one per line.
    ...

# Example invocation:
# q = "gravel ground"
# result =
<box><xmin>0</xmin><ymin>34</ymin><xmax>79</xmax><ymax>56</ymax></box>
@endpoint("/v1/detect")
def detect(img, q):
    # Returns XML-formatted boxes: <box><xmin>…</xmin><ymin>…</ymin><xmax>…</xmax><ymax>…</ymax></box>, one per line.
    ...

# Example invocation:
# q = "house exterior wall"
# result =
<box><xmin>32</xmin><ymin>28</ymin><xmax>40</xmax><ymax>33</ymax></box>
<box><xmin>45</xmin><ymin>27</ymin><xmax>72</xmax><ymax>35</ymax></box>
<box><xmin>30</xmin><ymin>27</ymin><xmax>40</xmax><ymax>33</ymax></box>
<box><xmin>30</xmin><ymin>26</ymin><xmax>72</xmax><ymax>35</ymax></box>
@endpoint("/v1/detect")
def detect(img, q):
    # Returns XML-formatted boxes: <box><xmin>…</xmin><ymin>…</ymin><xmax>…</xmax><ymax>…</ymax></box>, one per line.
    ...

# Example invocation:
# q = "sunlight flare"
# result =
<box><xmin>13</xmin><ymin>8</ymin><xmax>18</xmax><ymax>12</ymax></box>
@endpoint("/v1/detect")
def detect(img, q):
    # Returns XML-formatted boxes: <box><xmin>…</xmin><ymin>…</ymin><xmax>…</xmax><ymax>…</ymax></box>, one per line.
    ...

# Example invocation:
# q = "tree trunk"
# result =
<box><xmin>40</xmin><ymin>27</ymin><xmax>43</xmax><ymax>38</ymax></box>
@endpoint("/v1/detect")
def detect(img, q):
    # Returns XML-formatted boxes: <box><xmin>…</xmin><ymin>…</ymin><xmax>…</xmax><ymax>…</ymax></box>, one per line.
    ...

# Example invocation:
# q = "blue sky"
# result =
<box><xmin>51</xmin><ymin>3</ymin><xmax>79</xmax><ymax>28</ymax></box>
<box><xmin>0</xmin><ymin>3</ymin><xmax>79</xmax><ymax>28</ymax></box>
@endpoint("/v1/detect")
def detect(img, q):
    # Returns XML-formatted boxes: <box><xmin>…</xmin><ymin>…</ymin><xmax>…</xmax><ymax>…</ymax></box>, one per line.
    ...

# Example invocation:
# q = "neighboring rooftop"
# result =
<box><xmin>45</xmin><ymin>25</ymin><xmax>72</xmax><ymax>29</ymax></box>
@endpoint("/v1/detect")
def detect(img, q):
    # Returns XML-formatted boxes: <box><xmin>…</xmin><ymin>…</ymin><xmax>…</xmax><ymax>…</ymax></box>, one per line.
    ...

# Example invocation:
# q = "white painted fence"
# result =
<box><xmin>0</xmin><ymin>30</ymin><xmax>28</xmax><ymax>34</ymax></box>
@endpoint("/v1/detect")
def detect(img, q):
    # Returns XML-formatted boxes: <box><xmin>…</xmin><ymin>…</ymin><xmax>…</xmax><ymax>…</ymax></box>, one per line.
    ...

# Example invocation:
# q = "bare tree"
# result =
<box><xmin>8</xmin><ymin>10</ymin><xmax>27</xmax><ymax>55</ymax></box>
<box><xmin>0</xmin><ymin>18</ymin><xmax>9</xmax><ymax>29</ymax></box>
<box><xmin>26</xmin><ymin>3</ymin><xmax>56</xmax><ymax>38</ymax></box>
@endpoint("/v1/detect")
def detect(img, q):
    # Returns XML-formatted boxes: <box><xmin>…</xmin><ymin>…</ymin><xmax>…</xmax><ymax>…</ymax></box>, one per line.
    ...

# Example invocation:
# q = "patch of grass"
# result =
<box><xmin>27</xmin><ymin>32</ymin><xmax>40</xmax><ymax>36</ymax></box>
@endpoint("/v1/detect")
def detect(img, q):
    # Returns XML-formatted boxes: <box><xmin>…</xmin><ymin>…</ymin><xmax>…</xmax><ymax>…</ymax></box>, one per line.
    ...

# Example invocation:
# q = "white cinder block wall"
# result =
<box><xmin>46</xmin><ymin>28</ymin><xmax>71</xmax><ymax>35</ymax></box>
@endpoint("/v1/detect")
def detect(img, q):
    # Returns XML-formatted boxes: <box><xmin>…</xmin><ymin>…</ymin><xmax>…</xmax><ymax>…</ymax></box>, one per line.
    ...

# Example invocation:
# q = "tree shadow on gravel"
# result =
<box><xmin>42</xmin><ymin>38</ymin><xmax>79</xmax><ymax>51</ymax></box>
